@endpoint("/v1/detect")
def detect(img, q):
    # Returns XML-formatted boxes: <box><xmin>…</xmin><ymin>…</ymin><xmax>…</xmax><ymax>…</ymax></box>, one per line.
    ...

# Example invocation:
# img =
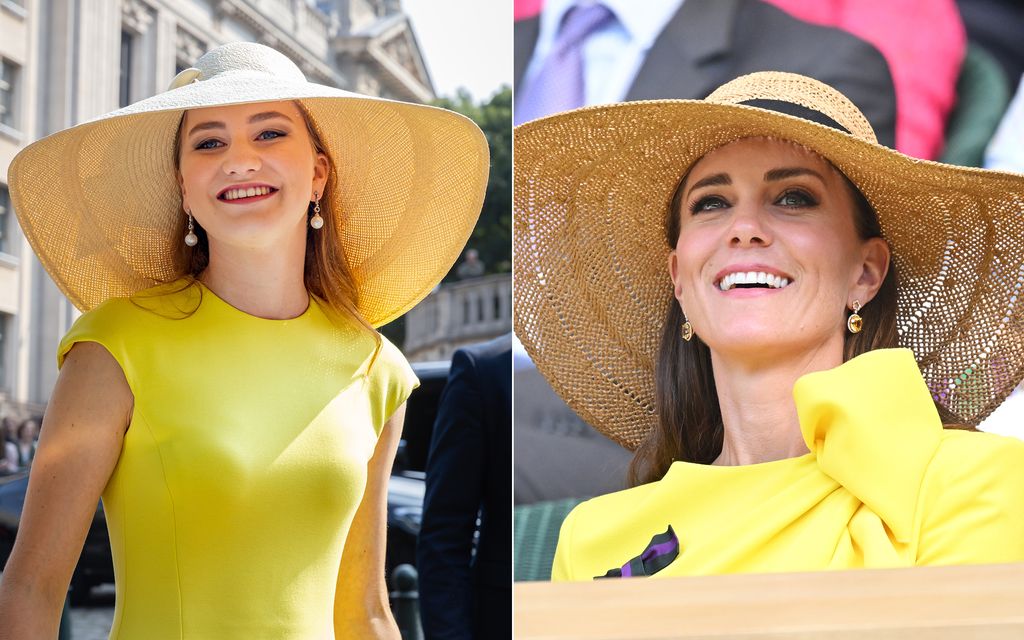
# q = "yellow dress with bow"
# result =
<box><xmin>551</xmin><ymin>349</ymin><xmax>1024</xmax><ymax>581</ymax></box>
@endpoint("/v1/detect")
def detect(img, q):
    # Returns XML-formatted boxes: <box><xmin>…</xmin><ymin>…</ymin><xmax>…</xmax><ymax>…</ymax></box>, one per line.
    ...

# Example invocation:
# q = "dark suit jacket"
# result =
<box><xmin>417</xmin><ymin>334</ymin><xmax>512</xmax><ymax>640</ymax></box>
<box><xmin>514</xmin><ymin>0</ymin><xmax>897</xmax><ymax>147</ymax></box>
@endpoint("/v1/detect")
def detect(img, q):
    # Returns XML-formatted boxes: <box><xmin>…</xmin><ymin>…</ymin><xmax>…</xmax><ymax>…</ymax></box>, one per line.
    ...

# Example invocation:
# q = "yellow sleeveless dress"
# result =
<box><xmin>56</xmin><ymin>278</ymin><xmax>418</xmax><ymax>638</ymax></box>
<box><xmin>552</xmin><ymin>349</ymin><xmax>1024</xmax><ymax>581</ymax></box>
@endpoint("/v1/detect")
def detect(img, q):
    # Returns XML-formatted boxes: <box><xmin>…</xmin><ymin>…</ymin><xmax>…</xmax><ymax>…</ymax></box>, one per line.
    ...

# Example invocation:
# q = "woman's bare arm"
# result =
<box><xmin>334</xmin><ymin>403</ymin><xmax>406</xmax><ymax>639</ymax></box>
<box><xmin>0</xmin><ymin>342</ymin><xmax>133</xmax><ymax>639</ymax></box>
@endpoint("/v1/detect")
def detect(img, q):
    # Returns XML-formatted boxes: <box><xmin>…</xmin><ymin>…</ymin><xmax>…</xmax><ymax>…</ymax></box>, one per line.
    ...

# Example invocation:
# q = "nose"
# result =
<box><xmin>221</xmin><ymin>139</ymin><xmax>261</xmax><ymax>175</ymax></box>
<box><xmin>727</xmin><ymin>202</ymin><xmax>772</xmax><ymax>248</ymax></box>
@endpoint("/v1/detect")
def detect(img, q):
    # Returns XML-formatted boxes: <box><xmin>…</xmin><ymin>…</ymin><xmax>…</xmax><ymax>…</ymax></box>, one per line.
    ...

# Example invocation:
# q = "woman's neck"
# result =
<box><xmin>200</xmin><ymin>230</ymin><xmax>309</xmax><ymax>320</ymax></box>
<box><xmin>709</xmin><ymin>344</ymin><xmax>843</xmax><ymax>466</ymax></box>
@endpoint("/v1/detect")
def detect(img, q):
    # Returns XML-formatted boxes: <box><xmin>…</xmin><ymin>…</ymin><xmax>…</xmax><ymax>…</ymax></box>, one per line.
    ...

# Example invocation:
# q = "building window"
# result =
<box><xmin>119</xmin><ymin>31</ymin><xmax>133</xmax><ymax>108</ymax></box>
<box><xmin>0</xmin><ymin>58</ymin><xmax>19</xmax><ymax>130</ymax></box>
<box><xmin>0</xmin><ymin>186</ymin><xmax>15</xmax><ymax>256</ymax></box>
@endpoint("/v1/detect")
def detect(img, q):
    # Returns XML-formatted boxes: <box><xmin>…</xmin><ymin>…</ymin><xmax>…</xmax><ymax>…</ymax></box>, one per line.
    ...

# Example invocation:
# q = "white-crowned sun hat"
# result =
<box><xmin>8</xmin><ymin>41</ymin><xmax>489</xmax><ymax>327</ymax></box>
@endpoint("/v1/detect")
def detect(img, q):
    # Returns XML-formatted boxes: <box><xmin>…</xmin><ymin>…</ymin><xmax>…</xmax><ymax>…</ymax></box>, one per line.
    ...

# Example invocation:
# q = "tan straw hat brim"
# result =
<box><xmin>9</xmin><ymin>58</ymin><xmax>488</xmax><ymax>326</ymax></box>
<box><xmin>514</xmin><ymin>74</ymin><xmax>1024</xmax><ymax>450</ymax></box>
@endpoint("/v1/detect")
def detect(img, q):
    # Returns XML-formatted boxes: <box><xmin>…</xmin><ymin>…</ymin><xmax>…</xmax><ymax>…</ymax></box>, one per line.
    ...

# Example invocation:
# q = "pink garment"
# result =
<box><xmin>763</xmin><ymin>0</ymin><xmax>965</xmax><ymax>160</ymax></box>
<box><xmin>515</xmin><ymin>0</ymin><xmax>543</xmax><ymax>20</ymax></box>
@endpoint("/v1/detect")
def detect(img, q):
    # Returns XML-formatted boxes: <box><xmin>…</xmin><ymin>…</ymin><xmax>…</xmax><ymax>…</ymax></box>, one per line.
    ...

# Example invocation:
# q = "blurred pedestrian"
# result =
<box><xmin>15</xmin><ymin>419</ymin><xmax>39</xmax><ymax>468</ymax></box>
<box><xmin>455</xmin><ymin>248</ymin><xmax>486</xmax><ymax>280</ymax></box>
<box><xmin>0</xmin><ymin>417</ymin><xmax>18</xmax><ymax>475</ymax></box>
<box><xmin>418</xmin><ymin>334</ymin><xmax>512</xmax><ymax>639</ymax></box>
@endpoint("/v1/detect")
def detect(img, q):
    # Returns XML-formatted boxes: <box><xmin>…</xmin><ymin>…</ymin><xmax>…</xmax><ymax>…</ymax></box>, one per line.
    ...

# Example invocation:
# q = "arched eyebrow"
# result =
<box><xmin>764</xmin><ymin>167</ymin><xmax>826</xmax><ymax>184</ymax></box>
<box><xmin>186</xmin><ymin>111</ymin><xmax>294</xmax><ymax>138</ymax></box>
<box><xmin>687</xmin><ymin>173</ymin><xmax>731</xmax><ymax>195</ymax></box>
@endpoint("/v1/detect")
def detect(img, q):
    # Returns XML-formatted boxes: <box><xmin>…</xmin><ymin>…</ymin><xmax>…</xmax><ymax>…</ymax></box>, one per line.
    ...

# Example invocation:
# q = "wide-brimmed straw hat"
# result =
<box><xmin>514</xmin><ymin>71</ymin><xmax>1024</xmax><ymax>450</ymax></box>
<box><xmin>8</xmin><ymin>41</ymin><xmax>488</xmax><ymax>327</ymax></box>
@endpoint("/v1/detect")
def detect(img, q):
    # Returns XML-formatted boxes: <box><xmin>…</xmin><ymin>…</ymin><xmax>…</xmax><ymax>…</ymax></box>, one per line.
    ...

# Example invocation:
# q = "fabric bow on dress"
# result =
<box><xmin>596</xmin><ymin>525</ymin><xmax>680</xmax><ymax>578</ymax></box>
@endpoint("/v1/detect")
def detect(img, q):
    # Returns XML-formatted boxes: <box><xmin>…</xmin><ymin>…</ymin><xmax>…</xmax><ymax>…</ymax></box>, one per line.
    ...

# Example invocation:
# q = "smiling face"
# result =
<box><xmin>177</xmin><ymin>100</ymin><xmax>328</xmax><ymax>250</ymax></box>
<box><xmin>668</xmin><ymin>137</ymin><xmax>889</xmax><ymax>364</ymax></box>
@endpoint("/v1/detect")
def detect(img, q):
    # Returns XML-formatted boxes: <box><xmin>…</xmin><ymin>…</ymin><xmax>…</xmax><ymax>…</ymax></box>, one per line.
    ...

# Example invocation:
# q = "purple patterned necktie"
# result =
<box><xmin>514</xmin><ymin>3</ymin><xmax>615</xmax><ymax>125</ymax></box>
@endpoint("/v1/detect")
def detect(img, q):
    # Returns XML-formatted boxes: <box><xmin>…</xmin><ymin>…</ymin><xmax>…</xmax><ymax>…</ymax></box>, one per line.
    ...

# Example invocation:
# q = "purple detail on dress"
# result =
<box><xmin>596</xmin><ymin>525</ymin><xmax>681</xmax><ymax>579</ymax></box>
<box><xmin>641</xmin><ymin>538</ymin><xmax>678</xmax><ymax>562</ymax></box>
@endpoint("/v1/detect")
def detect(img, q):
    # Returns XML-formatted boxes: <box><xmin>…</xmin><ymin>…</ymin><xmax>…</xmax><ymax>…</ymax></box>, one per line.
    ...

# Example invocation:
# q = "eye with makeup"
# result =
<box><xmin>688</xmin><ymin>194</ymin><xmax>730</xmax><ymax>214</ymax></box>
<box><xmin>774</xmin><ymin>188</ymin><xmax>818</xmax><ymax>208</ymax></box>
<box><xmin>193</xmin><ymin>130</ymin><xmax>287</xmax><ymax>150</ymax></box>
<box><xmin>256</xmin><ymin>130</ymin><xmax>286</xmax><ymax>141</ymax></box>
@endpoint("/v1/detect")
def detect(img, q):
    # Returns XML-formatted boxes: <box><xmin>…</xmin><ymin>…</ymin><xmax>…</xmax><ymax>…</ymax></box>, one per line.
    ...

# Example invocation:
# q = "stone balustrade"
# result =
<box><xmin>403</xmin><ymin>273</ymin><xmax>512</xmax><ymax>362</ymax></box>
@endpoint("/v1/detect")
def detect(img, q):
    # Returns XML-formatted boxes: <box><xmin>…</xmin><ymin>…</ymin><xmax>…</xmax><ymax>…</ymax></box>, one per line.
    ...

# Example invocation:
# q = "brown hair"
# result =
<box><xmin>627</xmin><ymin>159</ymin><xmax>967</xmax><ymax>487</ymax></box>
<box><xmin>164</xmin><ymin>101</ymin><xmax>380</xmax><ymax>355</ymax></box>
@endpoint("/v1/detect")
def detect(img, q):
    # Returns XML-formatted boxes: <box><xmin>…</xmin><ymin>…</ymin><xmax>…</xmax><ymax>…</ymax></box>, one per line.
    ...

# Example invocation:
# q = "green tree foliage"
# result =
<box><xmin>434</xmin><ymin>86</ymin><xmax>512</xmax><ymax>278</ymax></box>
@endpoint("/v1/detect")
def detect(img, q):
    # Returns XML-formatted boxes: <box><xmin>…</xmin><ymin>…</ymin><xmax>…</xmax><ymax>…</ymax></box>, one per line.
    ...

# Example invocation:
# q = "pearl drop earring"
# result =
<box><xmin>310</xmin><ymin>192</ymin><xmax>324</xmax><ymax>230</ymax></box>
<box><xmin>184</xmin><ymin>211</ymin><xmax>198</xmax><ymax>247</ymax></box>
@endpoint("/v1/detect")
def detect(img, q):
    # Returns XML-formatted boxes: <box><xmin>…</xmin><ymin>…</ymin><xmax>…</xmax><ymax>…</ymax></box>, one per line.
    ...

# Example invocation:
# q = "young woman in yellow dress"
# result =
<box><xmin>514</xmin><ymin>71</ymin><xmax>1024</xmax><ymax>581</ymax></box>
<box><xmin>0</xmin><ymin>42</ymin><xmax>487</xmax><ymax>637</ymax></box>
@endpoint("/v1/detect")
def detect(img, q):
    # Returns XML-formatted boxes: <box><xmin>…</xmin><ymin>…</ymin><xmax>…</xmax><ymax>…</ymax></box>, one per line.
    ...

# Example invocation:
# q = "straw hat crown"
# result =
<box><xmin>703</xmin><ymin>72</ymin><xmax>876</xmax><ymax>143</ymax></box>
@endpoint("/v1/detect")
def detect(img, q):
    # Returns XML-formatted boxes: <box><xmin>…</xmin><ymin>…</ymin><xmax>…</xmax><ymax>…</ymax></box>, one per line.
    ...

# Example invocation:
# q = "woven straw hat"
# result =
<box><xmin>8</xmin><ymin>41</ymin><xmax>488</xmax><ymax>326</ymax></box>
<box><xmin>514</xmin><ymin>71</ymin><xmax>1024</xmax><ymax>450</ymax></box>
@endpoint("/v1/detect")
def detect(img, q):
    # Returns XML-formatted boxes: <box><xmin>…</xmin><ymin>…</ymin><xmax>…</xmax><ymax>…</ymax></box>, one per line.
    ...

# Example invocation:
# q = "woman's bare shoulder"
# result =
<box><xmin>58</xmin><ymin>340</ymin><xmax>133</xmax><ymax>409</ymax></box>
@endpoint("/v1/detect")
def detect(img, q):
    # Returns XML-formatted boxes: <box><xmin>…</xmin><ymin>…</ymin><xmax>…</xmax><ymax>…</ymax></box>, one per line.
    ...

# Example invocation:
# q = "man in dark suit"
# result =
<box><xmin>417</xmin><ymin>334</ymin><xmax>512</xmax><ymax>639</ymax></box>
<box><xmin>514</xmin><ymin>0</ymin><xmax>897</xmax><ymax>146</ymax></box>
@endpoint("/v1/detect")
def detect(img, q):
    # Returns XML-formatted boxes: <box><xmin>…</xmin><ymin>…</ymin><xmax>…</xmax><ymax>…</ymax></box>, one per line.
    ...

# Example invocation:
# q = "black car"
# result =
<box><xmin>0</xmin><ymin>359</ymin><xmax>450</xmax><ymax>603</ymax></box>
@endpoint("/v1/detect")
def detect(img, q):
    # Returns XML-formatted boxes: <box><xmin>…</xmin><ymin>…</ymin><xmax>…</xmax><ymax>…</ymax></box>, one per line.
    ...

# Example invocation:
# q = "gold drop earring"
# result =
<box><xmin>847</xmin><ymin>300</ymin><xmax>863</xmax><ymax>334</ymax></box>
<box><xmin>681</xmin><ymin>315</ymin><xmax>693</xmax><ymax>342</ymax></box>
<box><xmin>309</xmin><ymin>191</ymin><xmax>324</xmax><ymax>230</ymax></box>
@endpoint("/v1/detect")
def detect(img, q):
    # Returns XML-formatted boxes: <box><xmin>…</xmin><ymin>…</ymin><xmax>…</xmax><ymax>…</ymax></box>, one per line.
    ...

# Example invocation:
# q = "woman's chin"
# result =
<box><xmin>702</xmin><ymin>329</ymin><xmax>818</xmax><ymax>360</ymax></box>
<box><xmin>205</xmin><ymin>219</ymin><xmax>306</xmax><ymax>249</ymax></box>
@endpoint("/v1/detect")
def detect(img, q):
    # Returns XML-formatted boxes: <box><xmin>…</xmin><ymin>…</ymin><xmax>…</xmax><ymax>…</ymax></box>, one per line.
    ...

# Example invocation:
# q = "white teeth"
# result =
<box><xmin>717</xmin><ymin>271</ymin><xmax>791</xmax><ymax>291</ymax></box>
<box><xmin>223</xmin><ymin>186</ymin><xmax>272</xmax><ymax>201</ymax></box>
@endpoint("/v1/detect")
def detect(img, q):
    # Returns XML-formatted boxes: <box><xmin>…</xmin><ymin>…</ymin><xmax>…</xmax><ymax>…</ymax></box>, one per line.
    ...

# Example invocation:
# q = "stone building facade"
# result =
<box><xmin>0</xmin><ymin>0</ymin><xmax>434</xmax><ymax>418</ymax></box>
<box><xmin>403</xmin><ymin>273</ymin><xmax>512</xmax><ymax>362</ymax></box>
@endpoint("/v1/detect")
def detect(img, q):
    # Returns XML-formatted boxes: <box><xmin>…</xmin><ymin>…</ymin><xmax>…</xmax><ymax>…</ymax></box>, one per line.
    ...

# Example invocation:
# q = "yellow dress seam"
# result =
<box><xmin>135</xmin><ymin>405</ymin><xmax>185</xmax><ymax>638</ymax></box>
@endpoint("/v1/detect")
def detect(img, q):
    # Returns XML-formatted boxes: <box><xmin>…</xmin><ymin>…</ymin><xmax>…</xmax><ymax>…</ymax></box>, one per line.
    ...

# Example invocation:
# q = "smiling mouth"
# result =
<box><xmin>717</xmin><ymin>271</ymin><xmax>791</xmax><ymax>291</ymax></box>
<box><xmin>218</xmin><ymin>186</ymin><xmax>278</xmax><ymax>202</ymax></box>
